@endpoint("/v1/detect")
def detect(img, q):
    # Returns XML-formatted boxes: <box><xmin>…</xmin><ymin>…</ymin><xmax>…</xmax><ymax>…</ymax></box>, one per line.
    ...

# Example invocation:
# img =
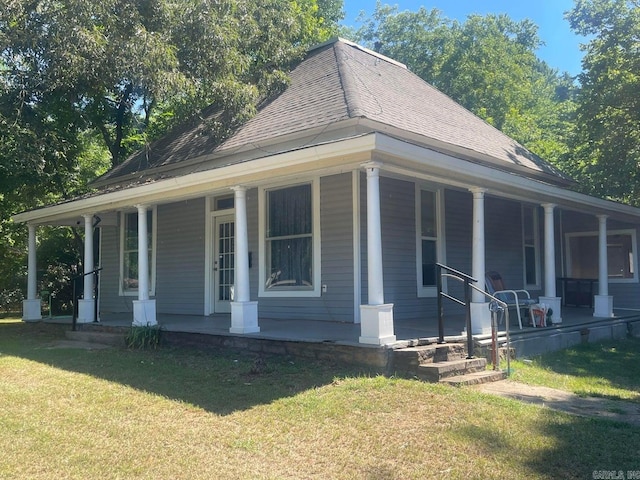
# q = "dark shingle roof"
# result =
<box><xmin>94</xmin><ymin>38</ymin><xmax>570</xmax><ymax>188</ymax></box>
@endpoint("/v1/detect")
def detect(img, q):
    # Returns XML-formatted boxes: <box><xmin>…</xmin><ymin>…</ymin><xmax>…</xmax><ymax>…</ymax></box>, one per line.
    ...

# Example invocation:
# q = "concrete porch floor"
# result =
<box><xmin>56</xmin><ymin>306</ymin><xmax>640</xmax><ymax>350</ymax></box>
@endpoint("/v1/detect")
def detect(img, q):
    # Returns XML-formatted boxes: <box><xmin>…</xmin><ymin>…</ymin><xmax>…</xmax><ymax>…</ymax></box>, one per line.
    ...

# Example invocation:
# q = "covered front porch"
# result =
<box><xmin>14</xmin><ymin>135</ymin><xmax>640</xmax><ymax>349</ymax></box>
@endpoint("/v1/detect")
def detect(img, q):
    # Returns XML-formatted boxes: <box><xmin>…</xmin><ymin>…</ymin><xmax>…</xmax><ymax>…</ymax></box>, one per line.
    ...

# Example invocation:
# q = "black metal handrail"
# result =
<box><xmin>436</xmin><ymin>263</ymin><xmax>477</xmax><ymax>357</ymax></box>
<box><xmin>436</xmin><ymin>263</ymin><xmax>509</xmax><ymax>365</ymax></box>
<box><xmin>71</xmin><ymin>267</ymin><xmax>103</xmax><ymax>331</ymax></box>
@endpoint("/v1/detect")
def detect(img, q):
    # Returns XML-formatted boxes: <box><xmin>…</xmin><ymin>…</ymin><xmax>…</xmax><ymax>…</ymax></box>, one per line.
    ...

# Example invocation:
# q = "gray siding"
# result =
<box><xmin>99</xmin><ymin>225</ymin><xmax>130</xmax><ymax>314</ymax></box>
<box><xmin>155</xmin><ymin>199</ymin><xmax>206</xmax><ymax>314</ymax></box>
<box><xmin>360</xmin><ymin>171</ymin><xmax>368</xmax><ymax>304</ymax></box>
<box><xmin>443</xmin><ymin>189</ymin><xmax>472</xmax><ymax>304</ymax></box>
<box><xmin>485</xmin><ymin>196</ymin><xmax>527</xmax><ymax>292</ymax></box>
<box><xmin>257</xmin><ymin>173</ymin><xmax>355</xmax><ymax>322</ymax></box>
<box><xmin>98</xmin><ymin>199</ymin><xmax>206</xmax><ymax>316</ymax></box>
<box><xmin>442</xmin><ymin>191</ymin><xmax>538</xmax><ymax>314</ymax></box>
<box><xmin>361</xmin><ymin>176</ymin><xmax>439</xmax><ymax>320</ymax></box>
<box><xmin>379</xmin><ymin>177</ymin><xmax>421</xmax><ymax>318</ymax></box>
<box><xmin>96</xmin><ymin>175</ymin><xmax>640</xmax><ymax>323</ymax></box>
<box><xmin>247</xmin><ymin>188</ymin><xmax>259</xmax><ymax>302</ymax></box>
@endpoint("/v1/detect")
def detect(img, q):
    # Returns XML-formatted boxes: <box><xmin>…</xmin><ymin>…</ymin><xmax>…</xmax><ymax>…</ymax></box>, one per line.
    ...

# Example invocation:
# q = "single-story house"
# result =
<box><xmin>13</xmin><ymin>38</ymin><xmax>640</xmax><ymax>345</ymax></box>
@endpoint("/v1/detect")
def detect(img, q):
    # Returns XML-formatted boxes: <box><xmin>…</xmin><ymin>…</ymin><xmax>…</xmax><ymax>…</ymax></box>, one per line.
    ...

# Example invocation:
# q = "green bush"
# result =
<box><xmin>125</xmin><ymin>324</ymin><xmax>162</xmax><ymax>349</ymax></box>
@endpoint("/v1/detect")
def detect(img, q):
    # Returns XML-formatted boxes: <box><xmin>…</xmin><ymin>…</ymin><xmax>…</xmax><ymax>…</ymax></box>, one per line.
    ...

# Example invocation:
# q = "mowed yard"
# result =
<box><xmin>1</xmin><ymin>318</ymin><xmax>640</xmax><ymax>479</ymax></box>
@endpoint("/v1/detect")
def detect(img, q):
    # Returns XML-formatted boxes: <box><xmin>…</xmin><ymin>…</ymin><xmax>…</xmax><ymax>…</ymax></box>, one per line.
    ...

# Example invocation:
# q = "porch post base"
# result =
<box><xmin>470</xmin><ymin>302</ymin><xmax>491</xmax><ymax>335</ymax></box>
<box><xmin>230</xmin><ymin>301</ymin><xmax>259</xmax><ymax>334</ymax></box>
<box><xmin>77</xmin><ymin>299</ymin><xmax>96</xmax><ymax>323</ymax></box>
<box><xmin>359</xmin><ymin>304</ymin><xmax>396</xmax><ymax>345</ymax></box>
<box><xmin>22</xmin><ymin>299</ymin><xmax>42</xmax><ymax>322</ymax></box>
<box><xmin>539</xmin><ymin>296</ymin><xmax>562</xmax><ymax>324</ymax></box>
<box><xmin>593</xmin><ymin>295</ymin><xmax>614</xmax><ymax>318</ymax></box>
<box><xmin>132</xmin><ymin>299</ymin><xmax>157</xmax><ymax>327</ymax></box>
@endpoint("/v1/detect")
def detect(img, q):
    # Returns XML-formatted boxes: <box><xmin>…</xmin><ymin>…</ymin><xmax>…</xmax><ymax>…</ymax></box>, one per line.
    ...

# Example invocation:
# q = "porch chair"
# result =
<box><xmin>485</xmin><ymin>271</ymin><xmax>538</xmax><ymax>329</ymax></box>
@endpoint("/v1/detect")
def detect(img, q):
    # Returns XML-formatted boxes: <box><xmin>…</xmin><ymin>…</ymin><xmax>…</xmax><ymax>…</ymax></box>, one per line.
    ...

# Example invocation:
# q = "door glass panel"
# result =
<box><xmin>218</xmin><ymin>220</ymin><xmax>235</xmax><ymax>302</ymax></box>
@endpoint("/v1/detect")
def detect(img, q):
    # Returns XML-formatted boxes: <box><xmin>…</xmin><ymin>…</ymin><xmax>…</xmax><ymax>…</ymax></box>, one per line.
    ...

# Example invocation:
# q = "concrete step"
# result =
<box><xmin>65</xmin><ymin>330</ymin><xmax>126</xmax><ymax>347</ymax></box>
<box><xmin>393</xmin><ymin>343</ymin><xmax>467</xmax><ymax>370</ymax></box>
<box><xmin>417</xmin><ymin>357</ymin><xmax>487</xmax><ymax>382</ymax></box>
<box><xmin>440</xmin><ymin>370</ymin><xmax>507</xmax><ymax>386</ymax></box>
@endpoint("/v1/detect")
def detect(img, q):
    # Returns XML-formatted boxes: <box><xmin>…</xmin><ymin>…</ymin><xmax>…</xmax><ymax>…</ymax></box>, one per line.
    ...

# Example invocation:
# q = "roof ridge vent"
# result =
<box><xmin>309</xmin><ymin>37</ymin><xmax>407</xmax><ymax>69</ymax></box>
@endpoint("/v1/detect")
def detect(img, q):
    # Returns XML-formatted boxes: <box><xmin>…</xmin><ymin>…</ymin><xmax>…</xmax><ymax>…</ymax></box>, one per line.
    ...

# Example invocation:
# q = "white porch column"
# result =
<box><xmin>230</xmin><ymin>186</ymin><xmax>259</xmax><ymax>334</ymax></box>
<box><xmin>132</xmin><ymin>205</ymin><xmax>157</xmax><ymax>326</ymax></box>
<box><xmin>359</xmin><ymin>162</ymin><xmax>395</xmax><ymax>345</ymax></box>
<box><xmin>594</xmin><ymin>214</ymin><xmax>614</xmax><ymax>317</ymax></box>
<box><xmin>469</xmin><ymin>188</ymin><xmax>491</xmax><ymax>334</ymax></box>
<box><xmin>540</xmin><ymin>203</ymin><xmax>561</xmax><ymax>323</ymax></box>
<box><xmin>77</xmin><ymin>214</ymin><xmax>96</xmax><ymax>323</ymax></box>
<box><xmin>22</xmin><ymin>224</ymin><xmax>42</xmax><ymax>322</ymax></box>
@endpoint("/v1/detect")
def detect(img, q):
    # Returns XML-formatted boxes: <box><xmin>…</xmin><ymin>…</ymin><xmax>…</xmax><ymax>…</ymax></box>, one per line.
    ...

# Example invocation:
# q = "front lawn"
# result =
<box><xmin>509</xmin><ymin>337</ymin><xmax>640</xmax><ymax>402</ymax></box>
<box><xmin>1</xmin><ymin>319</ymin><xmax>639</xmax><ymax>479</ymax></box>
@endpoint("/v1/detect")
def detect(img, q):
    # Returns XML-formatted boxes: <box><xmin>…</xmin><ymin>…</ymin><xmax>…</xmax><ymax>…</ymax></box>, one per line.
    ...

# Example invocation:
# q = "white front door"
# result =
<box><xmin>213</xmin><ymin>215</ymin><xmax>235</xmax><ymax>313</ymax></box>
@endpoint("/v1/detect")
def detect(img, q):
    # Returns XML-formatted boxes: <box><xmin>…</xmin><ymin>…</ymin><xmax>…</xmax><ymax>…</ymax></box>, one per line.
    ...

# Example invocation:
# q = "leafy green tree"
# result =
<box><xmin>1</xmin><ymin>0</ymin><xmax>343</xmax><ymax>169</ymax></box>
<box><xmin>0</xmin><ymin>0</ymin><xmax>343</xmax><ymax>306</ymax></box>
<box><xmin>355</xmin><ymin>4</ymin><xmax>453</xmax><ymax>84</ymax></box>
<box><xmin>565</xmin><ymin>0</ymin><xmax>640</xmax><ymax>205</ymax></box>
<box><xmin>352</xmin><ymin>3</ymin><xmax>575</xmax><ymax>169</ymax></box>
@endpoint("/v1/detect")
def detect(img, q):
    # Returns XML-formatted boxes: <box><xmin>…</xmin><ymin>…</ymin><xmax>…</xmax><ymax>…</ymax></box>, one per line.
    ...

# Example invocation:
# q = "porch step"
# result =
<box><xmin>416</xmin><ymin>358</ymin><xmax>488</xmax><ymax>382</ymax></box>
<box><xmin>441</xmin><ymin>370</ymin><xmax>507</xmax><ymax>386</ymax></box>
<box><xmin>392</xmin><ymin>343</ymin><xmax>467</xmax><ymax>370</ymax></box>
<box><xmin>65</xmin><ymin>330</ymin><xmax>126</xmax><ymax>347</ymax></box>
<box><xmin>391</xmin><ymin>343</ymin><xmax>504</xmax><ymax>385</ymax></box>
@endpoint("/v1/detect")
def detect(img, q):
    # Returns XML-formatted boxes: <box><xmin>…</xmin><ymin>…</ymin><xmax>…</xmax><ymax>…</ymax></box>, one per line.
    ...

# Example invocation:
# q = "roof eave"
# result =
<box><xmin>12</xmin><ymin>132</ymin><xmax>640</xmax><ymax>226</ymax></box>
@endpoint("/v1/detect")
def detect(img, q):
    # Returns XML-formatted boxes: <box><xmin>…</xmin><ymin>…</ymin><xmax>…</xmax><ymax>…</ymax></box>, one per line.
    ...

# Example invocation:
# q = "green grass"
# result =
<box><xmin>509</xmin><ymin>337</ymin><xmax>640</xmax><ymax>402</ymax></box>
<box><xmin>2</xmin><ymin>318</ymin><xmax>640</xmax><ymax>479</ymax></box>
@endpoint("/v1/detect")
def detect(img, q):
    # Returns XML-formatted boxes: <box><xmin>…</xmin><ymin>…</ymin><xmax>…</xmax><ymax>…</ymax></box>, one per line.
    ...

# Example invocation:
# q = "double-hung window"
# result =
<box><xmin>260</xmin><ymin>181</ymin><xmax>320</xmax><ymax>296</ymax></box>
<box><xmin>120</xmin><ymin>208</ymin><xmax>156</xmax><ymax>295</ymax></box>
<box><xmin>416</xmin><ymin>187</ymin><xmax>442</xmax><ymax>296</ymax></box>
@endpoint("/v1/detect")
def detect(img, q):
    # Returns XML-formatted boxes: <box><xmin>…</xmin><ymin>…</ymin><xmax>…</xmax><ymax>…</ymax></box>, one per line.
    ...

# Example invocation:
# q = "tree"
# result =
<box><xmin>1</xmin><ymin>0</ymin><xmax>343</xmax><ymax>170</ymax></box>
<box><xmin>352</xmin><ymin>4</ymin><xmax>575</xmax><ymax>169</ymax></box>
<box><xmin>0</xmin><ymin>0</ymin><xmax>343</xmax><ymax>307</ymax></box>
<box><xmin>565</xmin><ymin>0</ymin><xmax>640</xmax><ymax>205</ymax></box>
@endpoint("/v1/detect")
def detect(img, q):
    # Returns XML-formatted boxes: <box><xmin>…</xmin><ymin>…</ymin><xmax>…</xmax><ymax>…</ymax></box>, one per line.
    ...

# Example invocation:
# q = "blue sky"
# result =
<box><xmin>342</xmin><ymin>0</ymin><xmax>587</xmax><ymax>76</ymax></box>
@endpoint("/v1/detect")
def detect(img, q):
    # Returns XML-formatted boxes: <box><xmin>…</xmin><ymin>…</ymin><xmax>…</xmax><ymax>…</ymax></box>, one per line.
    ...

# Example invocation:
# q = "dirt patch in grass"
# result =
<box><xmin>474</xmin><ymin>380</ymin><xmax>640</xmax><ymax>426</ymax></box>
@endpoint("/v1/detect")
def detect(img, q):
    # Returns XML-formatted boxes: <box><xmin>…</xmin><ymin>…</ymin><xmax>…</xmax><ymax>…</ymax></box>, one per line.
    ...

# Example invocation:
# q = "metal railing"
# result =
<box><xmin>71</xmin><ymin>268</ymin><xmax>102</xmax><ymax>331</ymax></box>
<box><xmin>436</xmin><ymin>263</ymin><xmax>510</xmax><ymax>369</ymax></box>
<box><xmin>436</xmin><ymin>263</ymin><xmax>476</xmax><ymax>357</ymax></box>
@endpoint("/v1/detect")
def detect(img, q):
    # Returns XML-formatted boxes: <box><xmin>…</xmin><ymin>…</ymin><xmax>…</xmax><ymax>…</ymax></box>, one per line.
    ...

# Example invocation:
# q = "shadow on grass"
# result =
<box><xmin>457</xmin><ymin>414</ymin><xmax>640</xmax><ymax>478</ymax></box>
<box><xmin>0</xmin><ymin>321</ymin><xmax>368</xmax><ymax>415</ymax></box>
<box><xmin>532</xmin><ymin>414</ymin><xmax>640</xmax><ymax>478</ymax></box>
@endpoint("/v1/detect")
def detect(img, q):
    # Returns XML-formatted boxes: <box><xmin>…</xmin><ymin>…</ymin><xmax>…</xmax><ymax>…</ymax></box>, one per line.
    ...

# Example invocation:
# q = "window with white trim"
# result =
<box><xmin>120</xmin><ymin>208</ymin><xmax>156</xmax><ymax>295</ymax></box>
<box><xmin>416</xmin><ymin>187</ymin><xmax>442</xmax><ymax>296</ymax></box>
<box><xmin>522</xmin><ymin>205</ymin><xmax>540</xmax><ymax>288</ymax></box>
<box><xmin>260</xmin><ymin>181</ymin><xmax>320</xmax><ymax>296</ymax></box>
<box><xmin>566</xmin><ymin>229</ymin><xmax>638</xmax><ymax>282</ymax></box>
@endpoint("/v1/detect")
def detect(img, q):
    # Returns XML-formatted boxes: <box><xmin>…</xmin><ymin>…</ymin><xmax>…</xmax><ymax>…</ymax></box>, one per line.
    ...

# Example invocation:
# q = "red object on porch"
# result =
<box><xmin>529</xmin><ymin>305</ymin><xmax>547</xmax><ymax>328</ymax></box>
